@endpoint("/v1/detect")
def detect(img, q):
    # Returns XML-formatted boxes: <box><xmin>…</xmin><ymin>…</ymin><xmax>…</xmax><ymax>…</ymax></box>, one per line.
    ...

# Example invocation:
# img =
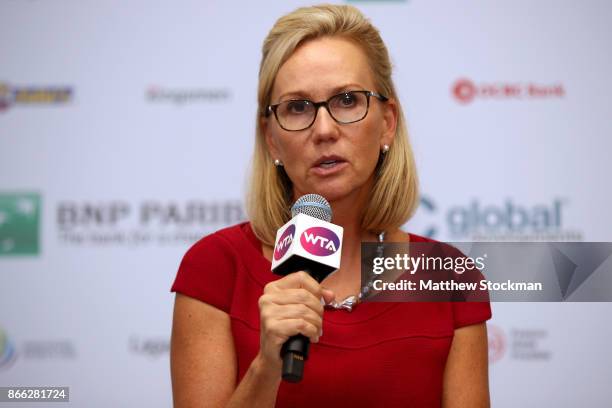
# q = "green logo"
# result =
<box><xmin>0</xmin><ymin>193</ymin><xmax>41</xmax><ymax>255</ymax></box>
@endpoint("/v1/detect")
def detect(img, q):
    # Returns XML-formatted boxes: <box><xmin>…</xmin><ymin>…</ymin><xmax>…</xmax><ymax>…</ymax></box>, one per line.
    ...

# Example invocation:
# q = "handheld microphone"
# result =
<box><xmin>271</xmin><ymin>194</ymin><xmax>343</xmax><ymax>383</ymax></box>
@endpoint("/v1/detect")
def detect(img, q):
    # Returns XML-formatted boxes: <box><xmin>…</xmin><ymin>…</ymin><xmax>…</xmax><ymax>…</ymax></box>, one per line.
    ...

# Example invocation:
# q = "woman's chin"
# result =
<box><xmin>294</xmin><ymin>175</ymin><xmax>372</xmax><ymax>204</ymax></box>
<box><xmin>308</xmin><ymin>185</ymin><xmax>359</xmax><ymax>204</ymax></box>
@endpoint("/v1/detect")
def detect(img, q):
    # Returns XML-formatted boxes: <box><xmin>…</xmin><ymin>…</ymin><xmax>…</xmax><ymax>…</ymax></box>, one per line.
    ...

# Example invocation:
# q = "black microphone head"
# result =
<box><xmin>291</xmin><ymin>194</ymin><xmax>332</xmax><ymax>222</ymax></box>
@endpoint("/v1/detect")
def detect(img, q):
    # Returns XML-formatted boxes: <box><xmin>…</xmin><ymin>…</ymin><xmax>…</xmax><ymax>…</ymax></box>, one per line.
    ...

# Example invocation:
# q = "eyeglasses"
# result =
<box><xmin>265</xmin><ymin>90</ymin><xmax>388</xmax><ymax>132</ymax></box>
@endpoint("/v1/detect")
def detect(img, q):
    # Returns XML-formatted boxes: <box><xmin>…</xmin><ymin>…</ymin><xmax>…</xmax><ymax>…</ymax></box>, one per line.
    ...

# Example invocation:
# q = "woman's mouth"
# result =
<box><xmin>318</xmin><ymin>159</ymin><xmax>342</xmax><ymax>169</ymax></box>
<box><xmin>312</xmin><ymin>156</ymin><xmax>348</xmax><ymax>175</ymax></box>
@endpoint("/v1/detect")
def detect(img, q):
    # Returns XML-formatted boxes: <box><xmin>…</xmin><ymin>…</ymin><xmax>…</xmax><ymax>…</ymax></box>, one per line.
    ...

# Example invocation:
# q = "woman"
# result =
<box><xmin>171</xmin><ymin>4</ymin><xmax>491</xmax><ymax>407</ymax></box>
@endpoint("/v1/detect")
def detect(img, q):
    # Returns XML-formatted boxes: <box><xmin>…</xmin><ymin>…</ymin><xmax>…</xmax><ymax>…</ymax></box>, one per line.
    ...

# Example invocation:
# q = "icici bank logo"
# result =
<box><xmin>453</xmin><ymin>79</ymin><xmax>478</xmax><ymax>104</ymax></box>
<box><xmin>452</xmin><ymin>78</ymin><xmax>565</xmax><ymax>104</ymax></box>
<box><xmin>300</xmin><ymin>227</ymin><xmax>340</xmax><ymax>256</ymax></box>
<box><xmin>274</xmin><ymin>224</ymin><xmax>296</xmax><ymax>261</ymax></box>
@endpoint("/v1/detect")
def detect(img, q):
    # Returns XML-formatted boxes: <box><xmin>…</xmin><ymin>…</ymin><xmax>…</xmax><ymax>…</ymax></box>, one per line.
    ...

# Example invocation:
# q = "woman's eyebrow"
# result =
<box><xmin>277</xmin><ymin>83</ymin><xmax>364</xmax><ymax>102</ymax></box>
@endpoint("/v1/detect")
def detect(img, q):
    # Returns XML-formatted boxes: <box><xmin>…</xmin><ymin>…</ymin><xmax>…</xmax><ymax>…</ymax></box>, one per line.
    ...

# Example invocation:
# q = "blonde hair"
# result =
<box><xmin>247</xmin><ymin>4</ymin><xmax>419</xmax><ymax>246</ymax></box>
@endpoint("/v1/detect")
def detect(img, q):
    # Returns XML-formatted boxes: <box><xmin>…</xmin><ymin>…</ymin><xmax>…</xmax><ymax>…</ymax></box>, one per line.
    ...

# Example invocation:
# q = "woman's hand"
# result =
<box><xmin>256</xmin><ymin>271</ymin><xmax>335</xmax><ymax>369</ymax></box>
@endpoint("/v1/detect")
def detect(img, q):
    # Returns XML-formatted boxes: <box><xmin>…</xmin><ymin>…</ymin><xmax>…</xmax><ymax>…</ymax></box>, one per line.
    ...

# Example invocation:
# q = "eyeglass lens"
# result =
<box><xmin>275</xmin><ymin>91</ymin><xmax>369</xmax><ymax>131</ymax></box>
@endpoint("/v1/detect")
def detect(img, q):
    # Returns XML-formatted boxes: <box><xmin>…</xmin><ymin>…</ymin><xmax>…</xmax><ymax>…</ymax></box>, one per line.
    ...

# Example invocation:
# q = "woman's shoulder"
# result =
<box><xmin>396</xmin><ymin>230</ymin><xmax>471</xmax><ymax>263</ymax></box>
<box><xmin>406</xmin><ymin>231</ymin><xmax>437</xmax><ymax>243</ymax></box>
<box><xmin>183</xmin><ymin>222</ymin><xmax>261</xmax><ymax>262</ymax></box>
<box><xmin>172</xmin><ymin>222</ymin><xmax>260</xmax><ymax>312</ymax></box>
<box><xmin>387</xmin><ymin>229</ymin><xmax>436</xmax><ymax>243</ymax></box>
<box><xmin>204</xmin><ymin>221</ymin><xmax>254</xmax><ymax>242</ymax></box>
<box><xmin>403</xmin><ymin>230</ymin><xmax>469</xmax><ymax>258</ymax></box>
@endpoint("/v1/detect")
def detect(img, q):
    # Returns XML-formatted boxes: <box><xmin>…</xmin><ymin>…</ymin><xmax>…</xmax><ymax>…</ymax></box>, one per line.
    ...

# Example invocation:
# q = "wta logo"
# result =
<box><xmin>300</xmin><ymin>227</ymin><xmax>340</xmax><ymax>256</ymax></box>
<box><xmin>274</xmin><ymin>225</ymin><xmax>296</xmax><ymax>261</ymax></box>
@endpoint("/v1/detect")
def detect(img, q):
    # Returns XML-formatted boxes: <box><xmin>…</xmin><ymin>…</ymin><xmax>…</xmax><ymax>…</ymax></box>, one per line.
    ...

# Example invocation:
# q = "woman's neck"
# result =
<box><xmin>321</xmin><ymin>193</ymin><xmax>377</xmax><ymax>286</ymax></box>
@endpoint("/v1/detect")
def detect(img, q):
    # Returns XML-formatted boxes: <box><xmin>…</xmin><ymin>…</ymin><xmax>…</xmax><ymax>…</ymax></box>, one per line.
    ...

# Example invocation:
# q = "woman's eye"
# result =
<box><xmin>339</xmin><ymin>93</ymin><xmax>356</xmax><ymax>107</ymax></box>
<box><xmin>287</xmin><ymin>101</ymin><xmax>308</xmax><ymax>114</ymax></box>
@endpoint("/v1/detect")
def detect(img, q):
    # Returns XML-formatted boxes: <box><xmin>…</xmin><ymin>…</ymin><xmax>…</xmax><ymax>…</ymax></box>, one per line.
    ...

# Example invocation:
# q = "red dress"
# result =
<box><xmin>171</xmin><ymin>222</ymin><xmax>492</xmax><ymax>407</ymax></box>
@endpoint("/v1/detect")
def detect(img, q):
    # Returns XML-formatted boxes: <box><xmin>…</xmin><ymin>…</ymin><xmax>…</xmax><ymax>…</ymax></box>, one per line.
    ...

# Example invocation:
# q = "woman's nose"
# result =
<box><xmin>310</xmin><ymin>105</ymin><xmax>339</xmax><ymax>143</ymax></box>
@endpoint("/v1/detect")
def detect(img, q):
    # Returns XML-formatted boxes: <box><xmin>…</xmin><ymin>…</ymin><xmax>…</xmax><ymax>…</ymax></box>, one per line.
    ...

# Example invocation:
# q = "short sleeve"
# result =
<box><xmin>170</xmin><ymin>232</ymin><xmax>237</xmax><ymax>313</ymax></box>
<box><xmin>431</xmin><ymin>239</ymin><xmax>492</xmax><ymax>328</ymax></box>
<box><xmin>452</xmin><ymin>301</ymin><xmax>492</xmax><ymax>329</ymax></box>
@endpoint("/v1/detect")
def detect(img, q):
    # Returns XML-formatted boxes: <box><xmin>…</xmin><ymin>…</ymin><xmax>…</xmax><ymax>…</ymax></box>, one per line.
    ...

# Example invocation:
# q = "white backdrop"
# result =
<box><xmin>1</xmin><ymin>0</ymin><xmax>611</xmax><ymax>406</ymax></box>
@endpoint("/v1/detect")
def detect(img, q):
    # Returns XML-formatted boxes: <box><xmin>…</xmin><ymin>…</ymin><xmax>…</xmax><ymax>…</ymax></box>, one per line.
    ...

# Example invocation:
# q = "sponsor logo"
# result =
<box><xmin>452</xmin><ymin>78</ymin><xmax>565</xmax><ymax>104</ymax></box>
<box><xmin>56</xmin><ymin>200</ymin><xmax>245</xmax><ymax>246</ymax></box>
<box><xmin>487</xmin><ymin>324</ymin><xmax>506</xmax><ymax>364</ymax></box>
<box><xmin>274</xmin><ymin>224</ymin><xmax>295</xmax><ymax>261</ymax></box>
<box><xmin>0</xmin><ymin>329</ymin><xmax>17</xmax><ymax>370</ymax></box>
<box><xmin>0</xmin><ymin>82</ymin><xmax>72</xmax><ymax>112</ymax></box>
<box><xmin>129</xmin><ymin>337</ymin><xmax>169</xmax><ymax>358</ymax></box>
<box><xmin>146</xmin><ymin>86</ymin><xmax>231</xmax><ymax>105</ymax></box>
<box><xmin>448</xmin><ymin>199</ymin><xmax>564</xmax><ymax>237</ymax></box>
<box><xmin>21</xmin><ymin>341</ymin><xmax>77</xmax><ymax>359</ymax></box>
<box><xmin>0</xmin><ymin>193</ymin><xmax>41</xmax><ymax>255</ymax></box>
<box><xmin>300</xmin><ymin>227</ymin><xmax>340</xmax><ymax>256</ymax></box>
<box><xmin>0</xmin><ymin>328</ymin><xmax>76</xmax><ymax>370</ymax></box>
<box><xmin>409</xmin><ymin>196</ymin><xmax>582</xmax><ymax>241</ymax></box>
<box><xmin>417</xmin><ymin>196</ymin><xmax>438</xmax><ymax>238</ymax></box>
<box><xmin>509</xmin><ymin>328</ymin><xmax>551</xmax><ymax>360</ymax></box>
<box><xmin>486</xmin><ymin>325</ymin><xmax>551</xmax><ymax>363</ymax></box>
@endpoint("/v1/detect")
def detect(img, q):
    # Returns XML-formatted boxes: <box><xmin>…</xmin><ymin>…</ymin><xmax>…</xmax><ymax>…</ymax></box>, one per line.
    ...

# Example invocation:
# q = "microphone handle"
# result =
<box><xmin>280</xmin><ymin>334</ymin><xmax>309</xmax><ymax>383</ymax></box>
<box><xmin>280</xmin><ymin>267</ymin><xmax>320</xmax><ymax>383</ymax></box>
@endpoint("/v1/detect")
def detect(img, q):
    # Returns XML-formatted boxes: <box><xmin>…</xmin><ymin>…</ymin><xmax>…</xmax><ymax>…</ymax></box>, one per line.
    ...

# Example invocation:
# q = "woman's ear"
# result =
<box><xmin>380</xmin><ymin>98</ymin><xmax>398</xmax><ymax>147</ymax></box>
<box><xmin>262</xmin><ymin>115</ymin><xmax>281</xmax><ymax>160</ymax></box>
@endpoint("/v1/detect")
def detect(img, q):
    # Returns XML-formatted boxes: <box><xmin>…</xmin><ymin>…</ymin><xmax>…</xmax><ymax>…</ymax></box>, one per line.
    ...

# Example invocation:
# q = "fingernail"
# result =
<box><xmin>320</xmin><ymin>297</ymin><xmax>325</xmax><ymax>306</ymax></box>
<box><xmin>319</xmin><ymin>328</ymin><xmax>323</xmax><ymax>337</ymax></box>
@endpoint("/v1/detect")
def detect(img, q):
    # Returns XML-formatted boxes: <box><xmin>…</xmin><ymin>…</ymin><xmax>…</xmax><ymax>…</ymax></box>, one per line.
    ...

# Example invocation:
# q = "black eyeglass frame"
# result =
<box><xmin>265</xmin><ymin>90</ymin><xmax>389</xmax><ymax>131</ymax></box>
